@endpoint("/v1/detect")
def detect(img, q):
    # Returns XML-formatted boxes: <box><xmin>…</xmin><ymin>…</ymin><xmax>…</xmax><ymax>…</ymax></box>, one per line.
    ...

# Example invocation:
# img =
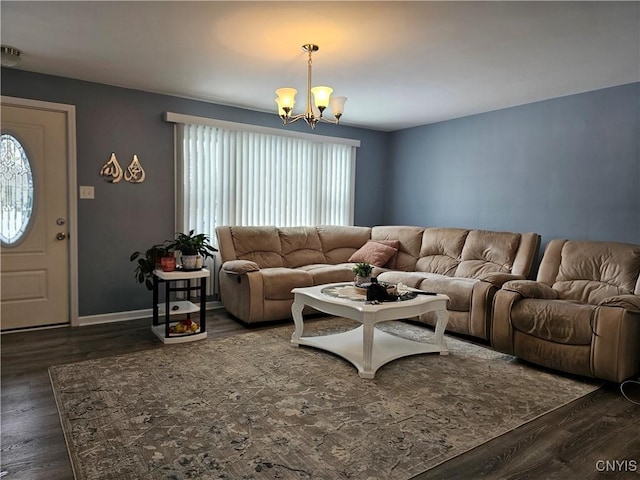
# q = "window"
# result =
<box><xmin>168</xmin><ymin>113</ymin><xmax>360</xmax><ymax>249</ymax></box>
<box><xmin>0</xmin><ymin>133</ymin><xmax>34</xmax><ymax>246</ymax></box>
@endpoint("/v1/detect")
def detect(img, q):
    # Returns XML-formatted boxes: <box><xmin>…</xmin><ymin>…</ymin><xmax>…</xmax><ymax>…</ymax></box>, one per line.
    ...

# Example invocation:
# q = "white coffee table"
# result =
<box><xmin>290</xmin><ymin>283</ymin><xmax>450</xmax><ymax>379</ymax></box>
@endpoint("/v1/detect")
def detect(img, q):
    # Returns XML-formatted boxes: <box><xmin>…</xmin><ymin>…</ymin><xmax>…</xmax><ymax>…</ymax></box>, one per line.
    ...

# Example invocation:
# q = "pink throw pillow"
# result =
<box><xmin>349</xmin><ymin>240</ymin><xmax>399</xmax><ymax>268</ymax></box>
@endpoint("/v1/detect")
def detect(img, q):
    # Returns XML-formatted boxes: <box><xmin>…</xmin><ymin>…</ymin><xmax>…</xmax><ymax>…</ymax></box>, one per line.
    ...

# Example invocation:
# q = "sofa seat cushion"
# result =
<box><xmin>376</xmin><ymin>271</ymin><xmax>429</xmax><ymax>289</ymax></box>
<box><xmin>297</xmin><ymin>264</ymin><xmax>355</xmax><ymax>285</ymax></box>
<box><xmin>377</xmin><ymin>271</ymin><xmax>476</xmax><ymax>311</ymax></box>
<box><xmin>510</xmin><ymin>299</ymin><xmax>595</xmax><ymax>345</ymax></box>
<box><xmin>261</xmin><ymin>268</ymin><xmax>313</xmax><ymax>300</ymax></box>
<box><xmin>417</xmin><ymin>274</ymin><xmax>476</xmax><ymax>311</ymax></box>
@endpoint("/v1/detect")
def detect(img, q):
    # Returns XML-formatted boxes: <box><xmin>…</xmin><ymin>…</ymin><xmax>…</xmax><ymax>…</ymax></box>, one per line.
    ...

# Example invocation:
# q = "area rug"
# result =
<box><xmin>49</xmin><ymin>318</ymin><xmax>601</xmax><ymax>480</ymax></box>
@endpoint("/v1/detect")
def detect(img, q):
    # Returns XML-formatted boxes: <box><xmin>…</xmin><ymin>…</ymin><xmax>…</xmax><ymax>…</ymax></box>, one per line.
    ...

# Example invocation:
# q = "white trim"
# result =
<box><xmin>174</xmin><ymin>123</ymin><xmax>185</xmax><ymax>233</ymax></box>
<box><xmin>0</xmin><ymin>323</ymin><xmax>69</xmax><ymax>334</ymax></box>
<box><xmin>77</xmin><ymin>301</ymin><xmax>225</xmax><ymax>327</ymax></box>
<box><xmin>164</xmin><ymin>111</ymin><xmax>361</xmax><ymax>148</ymax></box>
<box><xmin>0</xmin><ymin>96</ymin><xmax>79</xmax><ymax>327</ymax></box>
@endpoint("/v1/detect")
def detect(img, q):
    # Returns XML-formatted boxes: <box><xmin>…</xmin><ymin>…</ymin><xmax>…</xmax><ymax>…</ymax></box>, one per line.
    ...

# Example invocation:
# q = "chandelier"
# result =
<box><xmin>275</xmin><ymin>44</ymin><xmax>347</xmax><ymax>129</ymax></box>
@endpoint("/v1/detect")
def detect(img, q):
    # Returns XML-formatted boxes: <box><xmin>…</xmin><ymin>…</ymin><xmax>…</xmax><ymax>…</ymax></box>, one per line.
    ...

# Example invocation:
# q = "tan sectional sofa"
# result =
<box><xmin>216</xmin><ymin>225</ymin><xmax>541</xmax><ymax>340</ymax></box>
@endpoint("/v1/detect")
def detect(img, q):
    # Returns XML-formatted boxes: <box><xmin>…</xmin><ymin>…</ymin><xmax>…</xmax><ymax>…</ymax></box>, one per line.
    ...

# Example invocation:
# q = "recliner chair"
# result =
<box><xmin>491</xmin><ymin>239</ymin><xmax>640</xmax><ymax>383</ymax></box>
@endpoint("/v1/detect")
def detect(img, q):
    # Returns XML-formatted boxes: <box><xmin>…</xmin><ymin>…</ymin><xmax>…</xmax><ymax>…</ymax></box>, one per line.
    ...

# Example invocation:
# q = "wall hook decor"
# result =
<box><xmin>125</xmin><ymin>154</ymin><xmax>146</xmax><ymax>183</ymax></box>
<box><xmin>99</xmin><ymin>152</ymin><xmax>123</xmax><ymax>183</ymax></box>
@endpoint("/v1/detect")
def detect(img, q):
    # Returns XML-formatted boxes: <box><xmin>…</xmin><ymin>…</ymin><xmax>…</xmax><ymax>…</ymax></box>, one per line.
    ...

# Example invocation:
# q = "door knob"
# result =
<box><xmin>56</xmin><ymin>232</ymin><xmax>67</xmax><ymax>241</ymax></box>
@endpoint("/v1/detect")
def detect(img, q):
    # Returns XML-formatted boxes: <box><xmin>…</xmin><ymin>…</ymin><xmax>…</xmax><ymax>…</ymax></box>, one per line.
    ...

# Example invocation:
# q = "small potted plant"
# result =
<box><xmin>171</xmin><ymin>230</ymin><xmax>218</xmax><ymax>270</ymax></box>
<box><xmin>130</xmin><ymin>242</ymin><xmax>173</xmax><ymax>290</ymax></box>
<box><xmin>352</xmin><ymin>262</ymin><xmax>373</xmax><ymax>286</ymax></box>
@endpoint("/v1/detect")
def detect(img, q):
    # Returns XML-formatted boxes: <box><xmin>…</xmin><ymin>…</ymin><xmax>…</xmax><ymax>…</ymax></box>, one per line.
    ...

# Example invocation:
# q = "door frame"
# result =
<box><xmin>1</xmin><ymin>95</ymin><xmax>79</xmax><ymax>327</ymax></box>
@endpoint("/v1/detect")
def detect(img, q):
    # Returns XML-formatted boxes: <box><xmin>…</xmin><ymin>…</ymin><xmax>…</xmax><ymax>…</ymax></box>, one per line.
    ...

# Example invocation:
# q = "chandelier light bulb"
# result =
<box><xmin>329</xmin><ymin>96</ymin><xmax>347</xmax><ymax>118</ymax></box>
<box><xmin>311</xmin><ymin>86</ymin><xmax>333</xmax><ymax>110</ymax></box>
<box><xmin>275</xmin><ymin>88</ymin><xmax>297</xmax><ymax>108</ymax></box>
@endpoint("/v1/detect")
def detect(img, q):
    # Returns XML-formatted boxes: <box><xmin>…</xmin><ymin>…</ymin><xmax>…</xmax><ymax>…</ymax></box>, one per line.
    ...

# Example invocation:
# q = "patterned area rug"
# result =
<box><xmin>49</xmin><ymin>318</ymin><xmax>600</xmax><ymax>480</ymax></box>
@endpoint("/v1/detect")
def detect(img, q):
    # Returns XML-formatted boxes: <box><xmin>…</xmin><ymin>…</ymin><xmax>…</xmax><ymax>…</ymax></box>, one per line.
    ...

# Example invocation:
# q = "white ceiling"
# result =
<box><xmin>1</xmin><ymin>1</ymin><xmax>638</xmax><ymax>131</ymax></box>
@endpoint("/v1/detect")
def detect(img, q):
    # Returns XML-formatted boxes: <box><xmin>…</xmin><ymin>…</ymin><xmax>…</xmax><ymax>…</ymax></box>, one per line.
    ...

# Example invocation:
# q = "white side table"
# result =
<box><xmin>152</xmin><ymin>268</ymin><xmax>209</xmax><ymax>344</ymax></box>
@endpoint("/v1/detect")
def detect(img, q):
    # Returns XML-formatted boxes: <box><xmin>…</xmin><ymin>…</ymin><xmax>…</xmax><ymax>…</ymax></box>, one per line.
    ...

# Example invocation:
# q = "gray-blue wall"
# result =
<box><xmin>1</xmin><ymin>69</ymin><xmax>389</xmax><ymax>315</ymax></box>
<box><xmin>2</xmin><ymin>68</ymin><xmax>638</xmax><ymax>316</ymax></box>
<box><xmin>387</xmin><ymin>83</ymin><xmax>640</xmax><ymax>260</ymax></box>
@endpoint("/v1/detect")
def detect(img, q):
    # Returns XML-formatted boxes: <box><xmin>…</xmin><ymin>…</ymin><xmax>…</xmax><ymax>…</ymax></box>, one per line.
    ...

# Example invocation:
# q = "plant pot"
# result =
<box><xmin>354</xmin><ymin>275</ymin><xmax>371</xmax><ymax>287</ymax></box>
<box><xmin>160</xmin><ymin>256</ymin><xmax>176</xmax><ymax>272</ymax></box>
<box><xmin>181</xmin><ymin>254</ymin><xmax>199</xmax><ymax>270</ymax></box>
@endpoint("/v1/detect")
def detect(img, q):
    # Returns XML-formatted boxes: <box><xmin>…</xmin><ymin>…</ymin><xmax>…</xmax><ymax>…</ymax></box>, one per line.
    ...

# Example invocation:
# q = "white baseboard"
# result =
<box><xmin>77</xmin><ymin>301</ymin><xmax>225</xmax><ymax>327</ymax></box>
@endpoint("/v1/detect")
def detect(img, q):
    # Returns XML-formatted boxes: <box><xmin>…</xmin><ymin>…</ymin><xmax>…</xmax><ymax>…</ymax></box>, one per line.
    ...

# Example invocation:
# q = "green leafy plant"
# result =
<box><xmin>171</xmin><ymin>230</ymin><xmax>218</xmax><ymax>258</ymax></box>
<box><xmin>352</xmin><ymin>262</ymin><xmax>373</xmax><ymax>277</ymax></box>
<box><xmin>129</xmin><ymin>242</ymin><xmax>173</xmax><ymax>290</ymax></box>
<box><xmin>130</xmin><ymin>231</ymin><xmax>218</xmax><ymax>289</ymax></box>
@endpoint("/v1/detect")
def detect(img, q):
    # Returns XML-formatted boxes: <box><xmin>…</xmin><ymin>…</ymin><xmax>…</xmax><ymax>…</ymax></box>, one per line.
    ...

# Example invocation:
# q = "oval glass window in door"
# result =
<box><xmin>0</xmin><ymin>133</ymin><xmax>35</xmax><ymax>246</ymax></box>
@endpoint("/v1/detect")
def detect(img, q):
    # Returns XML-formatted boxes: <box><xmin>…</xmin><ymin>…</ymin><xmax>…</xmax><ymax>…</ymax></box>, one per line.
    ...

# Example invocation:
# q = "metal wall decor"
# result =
<box><xmin>99</xmin><ymin>153</ymin><xmax>146</xmax><ymax>184</ymax></box>
<box><xmin>99</xmin><ymin>152</ymin><xmax>123</xmax><ymax>183</ymax></box>
<box><xmin>124</xmin><ymin>154</ymin><xmax>145</xmax><ymax>183</ymax></box>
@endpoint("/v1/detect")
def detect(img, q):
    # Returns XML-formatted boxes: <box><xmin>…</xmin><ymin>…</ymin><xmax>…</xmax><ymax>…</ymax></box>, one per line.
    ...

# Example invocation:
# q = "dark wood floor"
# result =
<box><xmin>1</xmin><ymin>312</ymin><xmax>639</xmax><ymax>480</ymax></box>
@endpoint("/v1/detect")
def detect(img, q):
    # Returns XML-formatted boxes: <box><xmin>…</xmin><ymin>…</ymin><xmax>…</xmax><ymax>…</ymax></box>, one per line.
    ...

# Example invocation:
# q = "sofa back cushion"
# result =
<box><xmin>279</xmin><ymin>227</ymin><xmax>326</xmax><ymax>268</ymax></box>
<box><xmin>318</xmin><ymin>225</ymin><xmax>372</xmax><ymax>264</ymax></box>
<box><xmin>372</xmin><ymin>226</ymin><xmax>424</xmax><ymax>271</ymax></box>
<box><xmin>224</xmin><ymin>226</ymin><xmax>283</xmax><ymax>268</ymax></box>
<box><xmin>455</xmin><ymin>230</ymin><xmax>522</xmax><ymax>278</ymax></box>
<box><xmin>416</xmin><ymin>228</ymin><xmax>469</xmax><ymax>275</ymax></box>
<box><xmin>542</xmin><ymin>240</ymin><xmax>640</xmax><ymax>304</ymax></box>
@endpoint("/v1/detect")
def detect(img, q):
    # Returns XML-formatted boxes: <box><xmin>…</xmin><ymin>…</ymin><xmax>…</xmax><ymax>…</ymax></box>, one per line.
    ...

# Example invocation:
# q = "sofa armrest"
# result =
<box><xmin>598</xmin><ymin>295</ymin><xmax>640</xmax><ymax>313</ymax></box>
<box><xmin>477</xmin><ymin>272</ymin><xmax>525</xmax><ymax>288</ymax></box>
<box><xmin>502</xmin><ymin>280</ymin><xmax>558</xmax><ymax>299</ymax></box>
<box><xmin>221</xmin><ymin>260</ymin><xmax>260</xmax><ymax>275</ymax></box>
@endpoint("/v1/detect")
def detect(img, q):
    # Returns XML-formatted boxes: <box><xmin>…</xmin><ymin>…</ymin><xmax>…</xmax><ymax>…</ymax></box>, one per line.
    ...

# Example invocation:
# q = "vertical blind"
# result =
<box><xmin>178</xmin><ymin>122</ymin><xmax>358</xmax><ymax>246</ymax></box>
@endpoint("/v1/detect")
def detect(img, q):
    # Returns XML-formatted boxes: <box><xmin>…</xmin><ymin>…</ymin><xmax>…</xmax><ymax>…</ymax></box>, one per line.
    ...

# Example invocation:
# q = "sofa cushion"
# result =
<box><xmin>261</xmin><ymin>268</ymin><xmax>313</xmax><ymax>300</ymax></box>
<box><xmin>377</xmin><ymin>271</ymin><xmax>475</xmax><ymax>311</ymax></box>
<box><xmin>417</xmin><ymin>274</ymin><xmax>476</xmax><ymax>311</ymax></box>
<box><xmin>279</xmin><ymin>227</ymin><xmax>326</xmax><ymax>268</ymax></box>
<box><xmin>510</xmin><ymin>299</ymin><xmax>595</xmax><ymax>345</ymax></box>
<box><xmin>348</xmin><ymin>240</ymin><xmax>398</xmax><ymax>267</ymax></box>
<box><xmin>297</xmin><ymin>264</ymin><xmax>356</xmax><ymax>285</ymax></box>
<box><xmin>372</xmin><ymin>226</ymin><xmax>424</xmax><ymax>271</ymax></box>
<box><xmin>230</xmin><ymin>226</ymin><xmax>283</xmax><ymax>268</ymax></box>
<box><xmin>376</xmin><ymin>271</ymin><xmax>430</xmax><ymax>289</ymax></box>
<box><xmin>317</xmin><ymin>225</ymin><xmax>372</xmax><ymax>264</ymax></box>
<box><xmin>416</xmin><ymin>228</ymin><xmax>468</xmax><ymax>275</ymax></box>
<box><xmin>455</xmin><ymin>230</ymin><xmax>521</xmax><ymax>278</ymax></box>
<box><xmin>553</xmin><ymin>241</ymin><xmax>640</xmax><ymax>305</ymax></box>
<box><xmin>372</xmin><ymin>239</ymin><xmax>400</xmax><ymax>268</ymax></box>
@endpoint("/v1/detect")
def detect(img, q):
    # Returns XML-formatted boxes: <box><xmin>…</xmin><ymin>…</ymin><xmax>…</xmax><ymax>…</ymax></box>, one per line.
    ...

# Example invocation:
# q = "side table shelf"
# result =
<box><xmin>152</xmin><ymin>268</ymin><xmax>209</xmax><ymax>344</ymax></box>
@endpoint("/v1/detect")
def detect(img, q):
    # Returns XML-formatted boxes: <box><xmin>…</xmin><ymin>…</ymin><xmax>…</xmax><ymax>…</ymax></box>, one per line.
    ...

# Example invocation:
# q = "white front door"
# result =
<box><xmin>1</xmin><ymin>102</ymin><xmax>70</xmax><ymax>329</ymax></box>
